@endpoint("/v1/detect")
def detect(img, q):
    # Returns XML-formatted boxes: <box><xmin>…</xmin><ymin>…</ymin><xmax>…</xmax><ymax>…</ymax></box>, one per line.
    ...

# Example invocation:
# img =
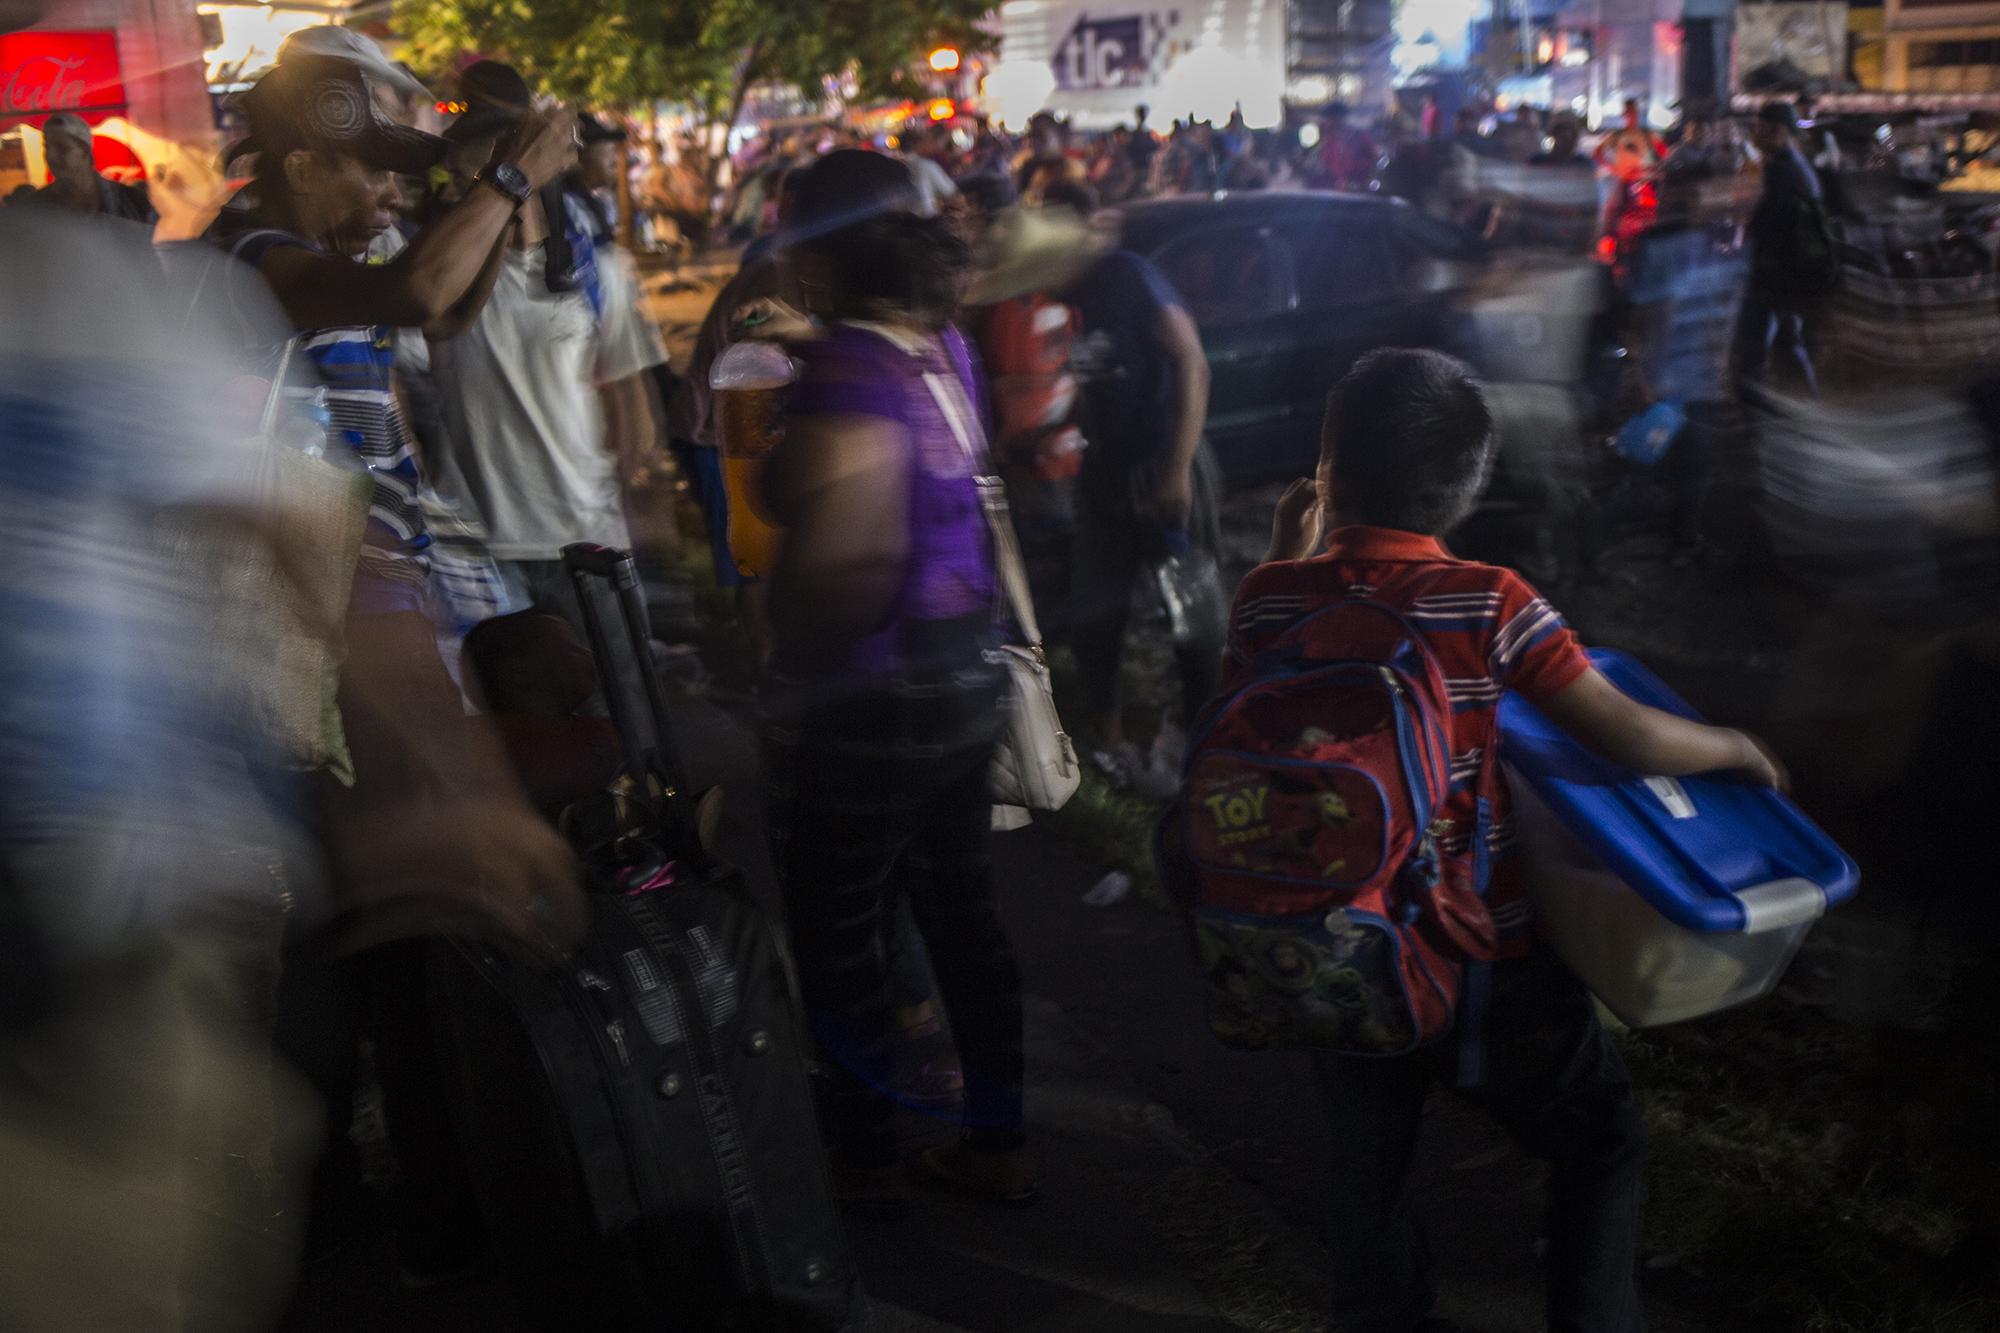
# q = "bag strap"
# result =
<box><xmin>258</xmin><ymin>337</ymin><xmax>301</xmax><ymax>438</ymax></box>
<box><xmin>838</xmin><ymin>320</ymin><xmax>1046</xmax><ymax>647</ymax></box>
<box><xmin>916</xmin><ymin>357</ymin><xmax>1046</xmax><ymax>650</ymax></box>
<box><xmin>178</xmin><ymin>241</ymin><xmax>303</xmax><ymax>448</ymax></box>
<box><xmin>978</xmin><ymin>478</ymin><xmax>1045</xmax><ymax>648</ymax></box>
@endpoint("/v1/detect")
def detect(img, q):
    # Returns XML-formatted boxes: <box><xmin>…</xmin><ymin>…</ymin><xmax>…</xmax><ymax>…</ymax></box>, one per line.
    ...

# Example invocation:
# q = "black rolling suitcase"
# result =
<box><xmin>429</xmin><ymin>542</ymin><xmax>867</xmax><ymax>1331</ymax></box>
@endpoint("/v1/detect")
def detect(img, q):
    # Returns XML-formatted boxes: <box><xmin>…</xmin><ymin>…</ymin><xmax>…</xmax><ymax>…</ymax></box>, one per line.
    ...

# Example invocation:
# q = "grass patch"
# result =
<box><xmin>1623</xmin><ymin>1000</ymin><xmax>1987</xmax><ymax>1333</ymax></box>
<box><xmin>1124</xmin><ymin>1159</ymin><xmax>1333</xmax><ymax>1333</ymax></box>
<box><xmin>1041</xmin><ymin>767</ymin><xmax>1168</xmax><ymax>904</ymax></box>
<box><xmin>1038</xmin><ymin>629</ymin><xmax>1186</xmax><ymax>906</ymax></box>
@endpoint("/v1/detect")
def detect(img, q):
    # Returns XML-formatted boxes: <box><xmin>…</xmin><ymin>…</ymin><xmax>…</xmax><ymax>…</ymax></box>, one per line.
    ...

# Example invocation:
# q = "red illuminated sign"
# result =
<box><xmin>0</xmin><ymin>30</ymin><xmax>127</xmax><ymax>129</ymax></box>
<box><xmin>92</xmin><ymin>134</ymin><xmax>145</xmax><ymax>183</ymax></box>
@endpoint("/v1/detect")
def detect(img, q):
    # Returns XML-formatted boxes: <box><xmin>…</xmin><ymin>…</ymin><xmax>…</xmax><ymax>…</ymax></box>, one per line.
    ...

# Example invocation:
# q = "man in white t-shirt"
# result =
<box><xmin>564</xmin><ymin>113</ymin><xmax>673</xmax><ymax>489</ymax></box>
<box><xmin>430</xmin><ymin>104</ymin><xmax>667</xmax><ymax>649</ymax></box>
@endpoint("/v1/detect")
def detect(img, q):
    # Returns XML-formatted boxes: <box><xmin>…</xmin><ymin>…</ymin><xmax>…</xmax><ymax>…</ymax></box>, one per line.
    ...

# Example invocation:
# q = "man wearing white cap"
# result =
<box><xmin>276</xmin><ymin>24</ymin><xmax>430</xmax><ymax>110</ymax></box>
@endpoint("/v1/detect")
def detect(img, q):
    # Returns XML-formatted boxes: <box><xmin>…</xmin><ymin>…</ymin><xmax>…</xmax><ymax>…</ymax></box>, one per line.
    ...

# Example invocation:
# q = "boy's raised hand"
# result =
<box><xmin>1266</xmin><ymin>477</ymin><xmax>1323</xmax><ymax>564</ymax></box>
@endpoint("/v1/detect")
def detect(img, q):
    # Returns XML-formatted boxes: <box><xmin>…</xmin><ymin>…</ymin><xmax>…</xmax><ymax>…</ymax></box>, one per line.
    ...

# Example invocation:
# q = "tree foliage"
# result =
<box><xmin>396</xmin><ymin>0</ymin><xmax>991</xmax><ymax>120</ymax></box>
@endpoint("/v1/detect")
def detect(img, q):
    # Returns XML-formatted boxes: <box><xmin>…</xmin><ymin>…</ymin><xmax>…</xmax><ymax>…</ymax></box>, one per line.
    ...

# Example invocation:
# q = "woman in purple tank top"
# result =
<box><xmin>761</xmin><ymin>152</ymin><xmax>1036</xmax><ymax>1204</ymax></box>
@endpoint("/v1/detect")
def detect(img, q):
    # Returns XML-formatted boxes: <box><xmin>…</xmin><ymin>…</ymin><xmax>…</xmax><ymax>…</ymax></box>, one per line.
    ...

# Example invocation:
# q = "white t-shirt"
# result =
<box><xmin>434</xmin><ymin>236</ymin><xmax>666</xmax><ymax>561</ymax></box>
<box><xmin>595</xmin><ymin>241</ymin><xmax>670</xmax><ymax>385</ymax></box>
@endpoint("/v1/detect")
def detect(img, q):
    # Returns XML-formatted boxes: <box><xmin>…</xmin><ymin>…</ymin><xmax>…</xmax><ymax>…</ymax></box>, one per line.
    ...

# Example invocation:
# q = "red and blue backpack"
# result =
<box><xmin>1168</xmin><ymin>598</ymin><xmax>1499</xmax><ymax>1055</ymax></box>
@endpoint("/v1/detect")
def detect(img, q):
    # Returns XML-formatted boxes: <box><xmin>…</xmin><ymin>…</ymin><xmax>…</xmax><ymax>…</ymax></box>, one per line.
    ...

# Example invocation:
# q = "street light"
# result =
<box><xmin>929</xmin><ymin>47</ymin><xmax>961</xmax><ymax>73</ymax></box>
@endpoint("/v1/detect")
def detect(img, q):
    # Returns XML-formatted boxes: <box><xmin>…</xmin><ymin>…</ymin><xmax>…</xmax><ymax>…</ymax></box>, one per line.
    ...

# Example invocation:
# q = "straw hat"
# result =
<box><xmin>965</xmin><ymin>204</ymin><xmax>1115</xmax><ymax>306</ymax></box>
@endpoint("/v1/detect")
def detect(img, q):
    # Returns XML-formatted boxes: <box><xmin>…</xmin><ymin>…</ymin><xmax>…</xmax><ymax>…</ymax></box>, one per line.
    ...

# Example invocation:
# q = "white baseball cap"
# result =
<box><xmin>276</xmin><ymin>25</ymin><xmax>428</xmax><ymax>101</ymax></box>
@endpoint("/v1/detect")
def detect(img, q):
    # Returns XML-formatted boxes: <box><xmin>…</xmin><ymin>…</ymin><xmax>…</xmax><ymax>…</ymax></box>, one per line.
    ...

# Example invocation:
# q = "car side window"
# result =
<box><xmin>1151</xmin><ymin>226</ymin><xmax>1284</xmax><ymax>325</ymax></box>
<box><xmin>1284</xmin><ymin>217</ymin><xmax>1398</xmax><ymax>310</ymax></box>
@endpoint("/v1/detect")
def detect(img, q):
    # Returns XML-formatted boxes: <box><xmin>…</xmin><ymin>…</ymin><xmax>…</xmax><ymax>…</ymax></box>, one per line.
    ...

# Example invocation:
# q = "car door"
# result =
<box><xmin>1145</xmin><ymin>222</ymin><xmax>1295</xmax><ymax>486</ymax></box>
<box><xmin>1275</xmin><ymin>206</ymin><xmax>1453</xmax><ymax>473</ymax></box>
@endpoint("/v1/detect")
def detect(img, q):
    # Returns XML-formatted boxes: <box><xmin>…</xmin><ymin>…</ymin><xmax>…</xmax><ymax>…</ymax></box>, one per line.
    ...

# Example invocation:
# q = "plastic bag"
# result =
<box><xmin>1154</xmin><ymin>546</ymin><xmax>1227</xmax><ymax>649</ymax></box>
<box><xmin>1613</xmin><ymin>399</ymin><xmax>1687</xmax><ymax>466</ymax></box>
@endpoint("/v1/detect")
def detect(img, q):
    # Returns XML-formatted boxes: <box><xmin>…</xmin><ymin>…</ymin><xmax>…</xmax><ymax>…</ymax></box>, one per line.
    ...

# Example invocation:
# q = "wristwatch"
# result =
<box><xmin>475</xmin><ymin>161</ymin><xmax>532</xmax><ymax>207</ymax></box>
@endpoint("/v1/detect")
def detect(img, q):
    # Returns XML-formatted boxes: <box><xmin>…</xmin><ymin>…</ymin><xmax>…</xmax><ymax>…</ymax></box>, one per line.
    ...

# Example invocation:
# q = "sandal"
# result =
<box><xmin>900</xmin><ymin>1057</ymin><xmax>966</xmax><ymax>1108</ymax></box>
<box><xmin>895</xmin><ymin>1004</ymin><xmax>965</xmax><ymax>1107</ymax></box>
<box><xmin>918</xmin><ymin>1142</ymin><xmax>1041</xmax><ymax>1206</ymax></box>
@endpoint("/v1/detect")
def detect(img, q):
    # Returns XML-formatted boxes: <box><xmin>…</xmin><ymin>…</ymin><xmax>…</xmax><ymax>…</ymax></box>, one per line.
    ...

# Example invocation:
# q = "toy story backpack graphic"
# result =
<box><xmin>1174</xmin><ymin>599</ymin><xmax>1498</xmax><ymax>1054</ymax></box>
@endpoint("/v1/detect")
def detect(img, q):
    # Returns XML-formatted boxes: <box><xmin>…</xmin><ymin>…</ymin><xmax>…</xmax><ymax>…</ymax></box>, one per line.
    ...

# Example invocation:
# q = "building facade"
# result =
<box><xmin>1480</xmin><ymin>0</ymin><xmax>1689</xmax><ymax>127</ymax></box>
<box><xmin>991</xmin><ymin>0</ymin><xmax>1395</xmax><ymax>129</ymax></box>
<box><xmin>1880</xmin><ymin>0</ymin><xmax>2000</xmax><ymax>90</ymax></box>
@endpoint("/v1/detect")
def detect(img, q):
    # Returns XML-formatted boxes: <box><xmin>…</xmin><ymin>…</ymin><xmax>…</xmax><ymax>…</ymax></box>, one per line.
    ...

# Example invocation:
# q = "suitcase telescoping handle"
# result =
<box><xmin>561</xmin><ymin>542</ymin><xmax>694</xmax><ymax>837</ymax></box>
<box><xmin>561</xmin><ymin>542</ymin><xmax>627</xmax><ymax>580</ymax></box>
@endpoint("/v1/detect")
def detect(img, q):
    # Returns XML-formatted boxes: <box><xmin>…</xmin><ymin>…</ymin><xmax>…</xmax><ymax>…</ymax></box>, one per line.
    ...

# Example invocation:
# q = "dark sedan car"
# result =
<box><xmin>1117</xmin><ymin>191</ymin><xmax>1481</xmax><ymax>487</ymax></box>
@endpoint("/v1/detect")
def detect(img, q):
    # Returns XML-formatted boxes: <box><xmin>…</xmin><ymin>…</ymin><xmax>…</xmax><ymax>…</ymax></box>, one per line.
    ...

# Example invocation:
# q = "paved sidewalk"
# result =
<box><xmin>276</xmin><ymin>989</ymin><xmax>1280</xmax><ymax>1333</ymax></box>
<box><xmin>633</xmin><ymin>255</ymin><xmax>732</xmax><ymax>366</ymax></box>
<box><xmin>850</xmin><ymin>994</ymin><xmax>1254</xmax><ymax>1332</ymax></box>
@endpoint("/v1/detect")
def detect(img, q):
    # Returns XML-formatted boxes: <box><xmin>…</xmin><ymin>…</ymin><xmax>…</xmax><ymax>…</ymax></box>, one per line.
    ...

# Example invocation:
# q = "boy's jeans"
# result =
<box><xmin>1313</xmin><ymin>946</ymin><xmax>1645</xmax><ymax>1333</ymax></box>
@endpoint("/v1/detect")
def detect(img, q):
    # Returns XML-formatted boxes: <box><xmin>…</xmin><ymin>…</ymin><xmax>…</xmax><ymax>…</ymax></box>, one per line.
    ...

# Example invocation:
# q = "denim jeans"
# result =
<box><xmin>665</xmin><ymin>437</ymin><xmax>742</xmax><ymax>589</ymax></box>
<box><xmin>1312</xmin><ymin>946</ymin><xmax>1645</xmax><ymax>1333</ymax></box>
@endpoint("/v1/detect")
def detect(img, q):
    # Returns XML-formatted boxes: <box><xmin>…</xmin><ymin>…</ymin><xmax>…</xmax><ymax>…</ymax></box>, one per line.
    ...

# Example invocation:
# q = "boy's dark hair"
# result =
<box><xmin>1321</xmin><ymin>347</ymin><xmax>1494</xmax><ymax>535</ymax></box>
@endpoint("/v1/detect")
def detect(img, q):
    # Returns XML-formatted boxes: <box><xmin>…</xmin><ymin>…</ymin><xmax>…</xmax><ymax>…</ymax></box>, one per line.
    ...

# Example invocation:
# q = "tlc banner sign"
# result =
<box><xmin>1053</xmin><ymin>15</ymin><xmax>1152</xmax><ymax>91</ymax></box>
<box><xmin>0</xmin><ymin>31</ymin><xmax>128</xmax><ymax>129</ymax></box>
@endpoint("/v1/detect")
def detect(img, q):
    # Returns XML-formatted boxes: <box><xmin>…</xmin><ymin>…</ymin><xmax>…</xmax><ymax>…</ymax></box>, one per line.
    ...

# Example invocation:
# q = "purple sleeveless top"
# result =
<box><xmin>780</xmin><ymin>322</ymin><xmax>996</xmax><ymax>676</ymax></box>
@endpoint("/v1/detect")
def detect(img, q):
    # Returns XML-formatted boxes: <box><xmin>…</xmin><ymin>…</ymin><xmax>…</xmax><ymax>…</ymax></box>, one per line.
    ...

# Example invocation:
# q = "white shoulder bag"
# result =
<box><xmin>916</xmin><ymin>346</ymin><xmax>1082</xmax><ymax>824</ymax></box>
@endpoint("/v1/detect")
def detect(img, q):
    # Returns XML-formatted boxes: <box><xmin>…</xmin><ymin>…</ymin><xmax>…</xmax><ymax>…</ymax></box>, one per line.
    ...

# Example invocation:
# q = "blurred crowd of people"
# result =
<box><xmin>8</xmin><ymin>15</ymin><xmax>2000</xmax><ymax>1331</ymax></box>
<box><xmin>0</xmin><ymin>27</ymin><xmax>668</xmax><ymax>1325</ymax></box>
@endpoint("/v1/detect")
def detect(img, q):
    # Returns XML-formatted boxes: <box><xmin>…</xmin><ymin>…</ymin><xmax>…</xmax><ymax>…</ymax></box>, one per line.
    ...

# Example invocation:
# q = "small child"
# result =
<box><xmin>1230</xmin><ymin>349</ymin><xmax>1782</xmax><ymax>1333</ymax></box>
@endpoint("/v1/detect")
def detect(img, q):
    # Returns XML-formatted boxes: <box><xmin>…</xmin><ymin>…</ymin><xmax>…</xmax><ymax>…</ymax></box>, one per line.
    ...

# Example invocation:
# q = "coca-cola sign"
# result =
<box><xmin>0</xmin><ymin>31</ymin><xmax>126</xmax><ymax>129</ymax></box>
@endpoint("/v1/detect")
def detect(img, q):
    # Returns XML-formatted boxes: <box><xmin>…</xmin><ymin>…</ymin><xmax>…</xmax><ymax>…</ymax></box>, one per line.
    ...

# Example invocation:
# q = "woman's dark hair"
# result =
<box><xmin>787</xmin><ymin>150</ymin><xmax>970</xmax><ymax>330</ymax></box>
<box><xmin>796</xmin><ymin>212</ymin><xmax>971</xmax><ymax>331</ymax></box>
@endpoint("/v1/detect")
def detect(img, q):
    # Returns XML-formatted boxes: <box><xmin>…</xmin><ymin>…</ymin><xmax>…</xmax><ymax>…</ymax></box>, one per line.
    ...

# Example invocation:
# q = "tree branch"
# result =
<box><xmin>704</xmin><ymin>36</ymin><xmax>767</xmax><ymax>220</ymax></box>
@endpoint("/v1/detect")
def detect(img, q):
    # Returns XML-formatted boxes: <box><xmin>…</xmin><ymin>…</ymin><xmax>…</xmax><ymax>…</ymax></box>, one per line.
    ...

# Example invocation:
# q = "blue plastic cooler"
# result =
<box><xmin>1499</xmin><ymin>650</ymin><xmax>1858</xmax><ymax>1027</ymax></box>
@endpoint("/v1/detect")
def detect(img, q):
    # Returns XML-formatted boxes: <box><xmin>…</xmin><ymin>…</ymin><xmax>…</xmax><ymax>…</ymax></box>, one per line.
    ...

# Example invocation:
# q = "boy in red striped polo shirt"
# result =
<box><xmin>1231</xmin><ymin>349</ymin><xmax>1782</xmax><ymax>1333</ymax></box>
